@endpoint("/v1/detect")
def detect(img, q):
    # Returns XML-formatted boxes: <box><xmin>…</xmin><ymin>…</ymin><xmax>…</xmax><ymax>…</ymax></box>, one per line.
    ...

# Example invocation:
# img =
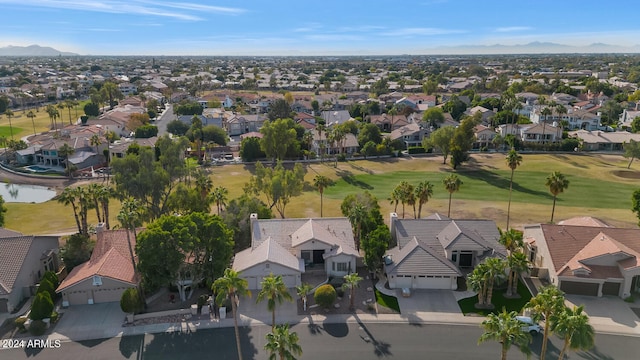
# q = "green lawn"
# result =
<box><xmin>375</xmin><ymin>288</ymin><xmax>400</xmax><ymax>312</ymax></box>
<box><xmin>458</xmin><ymin>280</ymin><xmax>532</xmax><ymax>316</ymax></box>
<box><xmin>324</xmin><ymin>167</ymin><xmax>637</xmax><ymax>211</ymax></box>
<box><xmin>0</xmin><ymin>126</ymin><xmax>25</xmax><ymax>139</ymax></box>
<box><xmin>4</xmin><ymin>153</ymin><xmax>640</xmax><ymax>234</ymax></box>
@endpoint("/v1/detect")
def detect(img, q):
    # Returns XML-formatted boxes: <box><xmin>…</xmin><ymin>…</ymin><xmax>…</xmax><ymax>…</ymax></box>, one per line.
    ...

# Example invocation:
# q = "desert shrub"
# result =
<box><xmin>314</xmin><ymin>284</ymin><xmax>337</xmax><ymax>309</ymax></box>
<box><xmin>14</xmin><ymin>317</ymin><xmax>27</xmax><ymax>332</ymax></box>
<box><xmin>29</xmin><ymin>320</ymin><xmax>47</xmax><ymax>336</ymax></box>
<box><xmin>30</xmin><ymin>291</ymin><xmax>54</xmax><ymax>321</ymax></box>
<box><xmin>120</xmin><ymin>288</ymin><xmax>144</xmax><ymax>315</ymax></box>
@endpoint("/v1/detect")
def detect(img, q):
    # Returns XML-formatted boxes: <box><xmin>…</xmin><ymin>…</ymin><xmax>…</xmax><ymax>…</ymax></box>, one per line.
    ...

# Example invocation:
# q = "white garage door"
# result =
<box><xmin>282</xmin><ymin>275</ymin><xmax>297</xmax><ymax>288</ymax></box>
<box><xmin>414</xmin><ymin>275</ymin><xmax>452</xmax><ymax>289</ymax></box>
<box><xmin>66</xmin><ymin>290</ymin><xmax>89</xmax><ymax>305</ymax></box>
<box><xmin>93</xmin><ymin>287</ymin><xmax>126</xmax><ymax>303</ymax></box>
<box><xmin>395</xmin><ymin>275</ymin><xmax>412</xmax><ymax>288</ymax></box>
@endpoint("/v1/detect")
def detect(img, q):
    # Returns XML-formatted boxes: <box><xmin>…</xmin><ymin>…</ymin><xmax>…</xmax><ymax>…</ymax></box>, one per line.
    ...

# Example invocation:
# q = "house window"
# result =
<box><xmin>452</xmin><ymin>253</ymin><xmax>457</xmax><ymax>262</ymax></box>
<box><xmin>337</xmin><ymin>263</ymin><xmax>348</xmax><ymax>272</ymax></box>
<box><xmin>92</xmin><ymin>275</ymin><xmax>102</xmax><ymax>286</ymax></box>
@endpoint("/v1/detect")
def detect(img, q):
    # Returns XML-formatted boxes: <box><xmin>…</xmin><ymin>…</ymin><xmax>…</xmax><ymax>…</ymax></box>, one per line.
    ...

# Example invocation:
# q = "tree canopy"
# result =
<box><xmin>222</xmin><ymin>194</ymin><xmax>272</xmax><ymax>251</ymax></box>
<box><xmin>111</xmin><ymin>135</ymin><xmax>189</xmax><ymax>220</ymax></box>
<box><xmin>260</xmin><ymin>118</ymin><xmax>299</xmax><ymax>162</ymax></box>
<box><xmin>245</xmin><ymin>161</ymin><xmax>306</xmax><ymax>218</ymax></box>
<box><xmin>423</xmin><ymin>126</ymin><xmax>455</xmax><ymax>164</ymax></box>
<box><xmin>136</xmin><ymin>212</ymin><xmax>234</xmax><ymax>292</ymax></box>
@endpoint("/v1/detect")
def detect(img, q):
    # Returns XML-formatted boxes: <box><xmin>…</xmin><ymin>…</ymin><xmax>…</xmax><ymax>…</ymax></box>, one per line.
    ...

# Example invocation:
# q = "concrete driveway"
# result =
<box><xmin>52</xmin><ymin>302</ymin><xmax>126</xmax><ymax>341</ymax></box>
<box><xmin>236</xmin><ymin>289</ymin><xmax>299</xmax><ymax>326</ymax></box>
<box><xmin>566</xmin><ymin>295</ymin><xmax>640</xmax><ymax>335</ymax></box>
<box><xmin>397</xmin><ymin>289</ymin><xmax>461</xmax><ymax>314</ymax></box>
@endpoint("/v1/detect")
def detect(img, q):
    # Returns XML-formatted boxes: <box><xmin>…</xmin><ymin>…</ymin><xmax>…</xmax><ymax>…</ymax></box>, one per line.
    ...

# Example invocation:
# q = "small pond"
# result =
<box><xmin>0</xmin><ymin>183</ymin><xmax>57</xmax><ymax>203</ymax></box>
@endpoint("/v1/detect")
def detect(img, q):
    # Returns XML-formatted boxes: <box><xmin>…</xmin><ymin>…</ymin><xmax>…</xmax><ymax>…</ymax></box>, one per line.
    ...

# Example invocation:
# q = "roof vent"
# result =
<box><xmin>383</xmin><ymin>255</ymin><xmax>393</xmax><ymax>265</ymax></box>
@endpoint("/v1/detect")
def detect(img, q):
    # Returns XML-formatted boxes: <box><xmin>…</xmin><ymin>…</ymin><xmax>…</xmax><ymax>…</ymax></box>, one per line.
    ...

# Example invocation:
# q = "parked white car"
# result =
<box><xmin>516</xmin><ymin>316</ymin><xmax>542</xmax><ymax>335</ymax></box>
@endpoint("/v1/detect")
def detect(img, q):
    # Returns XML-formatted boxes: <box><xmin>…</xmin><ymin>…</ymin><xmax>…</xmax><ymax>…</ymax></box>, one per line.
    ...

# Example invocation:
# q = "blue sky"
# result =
<box><xmin>1</xmin><ymin>0</ymin><xmax>639</xmax><ymax>55</ymax></box>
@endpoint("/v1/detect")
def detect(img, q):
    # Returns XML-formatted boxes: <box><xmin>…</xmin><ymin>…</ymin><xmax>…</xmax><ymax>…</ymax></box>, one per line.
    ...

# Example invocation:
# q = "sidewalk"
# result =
<box><xmin>7</xmin><ymin>291</ymin><xmax>640</xmax><ymax>346</ymax></box>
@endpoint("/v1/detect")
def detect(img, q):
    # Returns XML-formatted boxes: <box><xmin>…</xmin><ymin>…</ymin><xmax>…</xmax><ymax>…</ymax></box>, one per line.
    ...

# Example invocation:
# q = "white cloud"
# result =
<box><xmin>0</xmin><ymin>0</ymin><xmax>246</xmax><ymax>21</ymax></box>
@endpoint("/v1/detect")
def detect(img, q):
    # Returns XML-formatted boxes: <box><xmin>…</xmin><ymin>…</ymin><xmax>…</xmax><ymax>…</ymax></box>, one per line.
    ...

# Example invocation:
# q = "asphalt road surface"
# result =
<box><xmin>1</xmin><ymin>322</ymin><xmax>637</xmax><ymax>360</ymax></box>
<box><xmin>154</xmin><ymin>104</ymin><xmax>175</xmax><ymax>136</ymax></box>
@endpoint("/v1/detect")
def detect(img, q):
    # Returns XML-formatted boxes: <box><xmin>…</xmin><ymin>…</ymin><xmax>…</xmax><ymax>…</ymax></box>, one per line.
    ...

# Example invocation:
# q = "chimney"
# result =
<box><xmin>250</xmin><ymin>213</ymin><xmax>258</xmax><ymax>227</ymax></box>
<box><xmin>389</xmin><ymin>212</ymin><xmax>398</xmax><ymax>243</ymax></box>
<box><xmin>96</xmin><ymin>222</ymin><xmax>106</xmax><ymax>234</ymax></box>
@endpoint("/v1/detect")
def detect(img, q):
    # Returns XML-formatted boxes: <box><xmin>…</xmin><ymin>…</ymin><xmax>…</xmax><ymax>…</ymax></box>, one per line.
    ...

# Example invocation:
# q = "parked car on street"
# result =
<box><xmin>515</xmin><ymin>316</ymin><xmax>542</xmax><ymax>335</ymax></box>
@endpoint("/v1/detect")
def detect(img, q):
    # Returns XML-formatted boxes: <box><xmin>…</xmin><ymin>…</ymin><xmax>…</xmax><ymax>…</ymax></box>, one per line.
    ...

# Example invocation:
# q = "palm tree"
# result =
<box><xmin>342</xmin><ymin>273</ymin><xmax>363</xmax><ymax>310</ymax></box>
<box><xmin>388</xmin><ymin>187</ymin><xmax>401</xmax><ymax>214</ymax></box>
<box><xmin>525</xmin><ymin>285</ymin><xmax>566</xmax><ymax>360</ymax></box>
<box><xmin>117</xmin><ymin>198</ymin><xmax>145</xmax><ymax>305</ymax></box>
<box><xmin>479</xmin><ymin>308</ymin><xmax>532</xmax><ymax>360</ymax></box>
<box><xmin>312</xmin><ymin>175</ymin><xmax>332</xmax><ymax>217</ymax></box>
<box><xmin>551</xmin><ymin>305</ymin><xmax>595</xmax><ymax>360</ymax></box>
<box><xmin>65</xmin><ymin>99</ymin><xmax>75</xmax><ymax>124</ymax></box>
<box><xmin>46</xmin><ymin>105</ymin><xmax>59</xmax><ymax>133</ymax></box>
<box><xmin>58</xmin><ymin>143</ymin><xmax>75</xmax><ymax>178</ymax></box>
<box><xmin>505</xmin><ymin>149</ymin><xmax>522</xmax><ymax>230</ymax></box>
<box><xmin>213</xmin><ymin>268</ymin><xmax>252</xmax><ymax>360</ymax></box>
<box><xmin>540</xmin><ymin>107</ymin><xmax>553</xmax><ymax>144</ymax></box>
<box><xmin>347</xmin><ymin>203</ymin><xmax>367</xmax><ymax>250</ymax></box>
<box><xmin>506</xmin><ymin>251</ymin><xmax>529</xmax><ymax>298</ymax></box>
<box><xmin>394</xmin><ymin>181</ymin><xmax>413</xmax><ymax>219</ymax></box>
<box><xmin>466</xmin><ymin>270</ymin><xmax>487</xmax><ymax>307</ymax></box>
<box><xmin>483</xmin><ymin>257</ymin><xmax>507</xmax><ymax>307</ymax></box>
<box><xmin>555</xmin><ymin>104</ymin><xmax>567</xmax><ymax>128</ymax></box>
<box><xmin>442</xmin><ymin>174</ymin><xmax>462</xmax><ymax>217</ymax></box>
<box><xmin>211</xmin><ymin>186</ymin><xmax>228</xmax><ymax>215</ymax></box>
<box><xmin>498</xmin><ymin>228</ymin><xmax>524</xmax><ymax>255</ymax></box>
<box><xmin>195</xmin><ymin>170</ymin><xmax>213</xmax><ymax>199</ymax></box>
<box><xmin>414</xmin><ymin>180</ymin><xmax>434</xmax><ymax>219</ymax></box>
<box><xmin>4</xmin><ymin>109</ymin><xmax>14</xmax><ymax>140</ymax></box>
<box><xmin>57</xmin><ymin>187</ymin><xmax>82</xmax><ymax>234</ymax></box>
<box><xmin>90</xmin><ymin>134</ymin><xmax>102</xmax><ymax>155</ymax></box>
<box><xmin>57</xmin><ymin>102</ymin><xmax>66</xmax><ymax>126</ymax></box>
<box><xmin>264</xmin><ymin>324</ymin><xmax>303</xmax><ymax>360</ymax></box>
<box><xmin>295</xmin><ymin>283</ymin><xmax>313</xmax><ymax>311</ymax></box>
<box><xmin>316</xmin><ymin>123</ymin><xmax>326</xmax><ymax>163</ymax></box>
<box><xmin>256</xmin><ymin>274</ymin><xmax>293</xmax><ymax>331</ymax></box>
<box><xmin>97</xmin><ymin>185</ymin><xmax>114</xmax><ymax>229</ymax></box>
<box><xmin>545</xmin><ymin>171</ymin><xmax>570</xmax><ymax>223</ymax></box>
<box><xmin>26</xmin><ymin>110</ymin><xmax>37</xmax><ymax>136</ymax></box>
<box><xmin>87</xmin><ymin>183</ymin><xmax>103</xmax><ymax>224</ymax></box>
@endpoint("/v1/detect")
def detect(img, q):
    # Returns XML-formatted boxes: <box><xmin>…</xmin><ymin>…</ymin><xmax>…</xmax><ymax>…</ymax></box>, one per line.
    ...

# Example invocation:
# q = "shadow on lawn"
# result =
<box><xmin>459</xmin><ymin>168</ymin><xmax>551</xmax><ymax>199</ymax></box>
<box><xmin>336</xmin><ymin>169</ymin><xmax>373</xmax><ymax>190</ymax></box>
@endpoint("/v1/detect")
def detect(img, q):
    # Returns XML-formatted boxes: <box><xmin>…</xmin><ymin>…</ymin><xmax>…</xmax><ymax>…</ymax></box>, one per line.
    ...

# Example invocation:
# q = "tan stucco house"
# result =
<box><xmin>524</xmin><ymin>219</ymin><xmax>640</xmax><ymax>298</ymax></box>
<box><xmin>57</xmin><ymin>228</ymin><xmax>138</xmax><ymax>307</ymax></box>
<box><xmin>0</xmin><ymin>229</ymin><xmax>59</xmax><ymax>313</ymax></box>
<box><xmin>233</xmin><ymin>214</ymin><xmax>359</xmax><ymax>290</ymax></box>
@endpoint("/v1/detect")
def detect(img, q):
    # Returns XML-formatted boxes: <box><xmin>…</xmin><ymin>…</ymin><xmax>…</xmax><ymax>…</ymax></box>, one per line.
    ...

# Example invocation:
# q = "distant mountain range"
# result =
<box><xmin>420</xmin><ymin>41</ymin><xmax>640</xmax><ymax>55</ymax></box>
<box><xmin>0</xmin><ymin>45</ymin><xmax>79</xmax><ymax>56</ymax></box>
<box><xmin>1</xmin><ymin>42</ymin><xmax>639</xmax><ymax>57</ymax></box>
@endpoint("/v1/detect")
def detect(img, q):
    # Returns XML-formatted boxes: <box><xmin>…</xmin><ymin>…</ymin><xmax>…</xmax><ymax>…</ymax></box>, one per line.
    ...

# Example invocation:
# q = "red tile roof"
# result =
<box><xmin>57</xmin><ymin>229</ymin><xmax>140</xmax><ymax>292</ymax></box>
<box><xmin>541</xmin><ymin>225</ymin><xmax>640</xmax><ymax>279</ymax></box>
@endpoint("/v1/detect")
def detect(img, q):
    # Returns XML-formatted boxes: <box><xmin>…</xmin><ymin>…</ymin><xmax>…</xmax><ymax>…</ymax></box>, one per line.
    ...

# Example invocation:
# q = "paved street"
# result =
<box><xmin>154</xmin><ymin>104</ymin><xmax>175</xmax><ymax>135</ymax></box>
<box><xmin>2</xmin><ymin>323</ymin><xmax>638</xmax><ymax>359</ymax></box>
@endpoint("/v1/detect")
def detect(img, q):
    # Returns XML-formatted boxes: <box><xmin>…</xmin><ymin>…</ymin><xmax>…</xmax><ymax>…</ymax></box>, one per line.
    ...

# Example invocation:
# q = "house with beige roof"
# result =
<box><xmin>569</xmin><ymin>130</ymin><xmax>640</xmax><ymax>151</ymax></box>
<box><xmin>232</xmin><ymin>215</ymin><xmax>359</xmax><ymax>290</ymax></box>
<box><xmin>523</xmin><ymin>221</ymin><xmax>640</xmax><ymax>298</ymax></box>
<box><xmin>0</xmin><ymin>229</ymin><xmax>59</xmax><ymax>313</ymax></box>
<box><xmin>384</xmin><ymin>213</ymin><xmax>506</xmax><ymax>290</ymax></box>
<box><xmin>57</xmin><ymin>227</ymin><xmax>139</xmax><ymax>307</ymax></box>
